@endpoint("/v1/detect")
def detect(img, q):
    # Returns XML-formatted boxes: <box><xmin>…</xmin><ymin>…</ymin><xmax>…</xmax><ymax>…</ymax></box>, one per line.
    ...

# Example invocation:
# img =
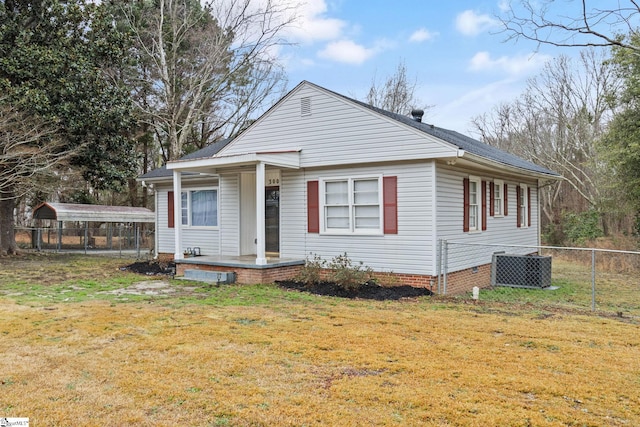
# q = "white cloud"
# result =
<box><xmin>469</xmin><ymin>51</ymin><xmax>551</xmax><ymax>75</ymax></box>
<box><xmin>409</xmin><ymin>28</ymin><xmax>437</xmax><ymax>43</ymax></box>
<box><xmin>317</xmin><ymin>40</ymin><xmax>377</xmax><ymax>65</ymax></box>
<box><xmin>284</xmin><ymin>0</ymin><xmax>346</xmax><ymax>43</ymax></box>
<box><xmin>497</xmin><ymin>0</ymin><xmax>510</xmax><ymax>13</ymax></box>
<box><xmin>455</xmin><ymin>10</ymin><xmax>499</xmax><ymax>36</ymax></box>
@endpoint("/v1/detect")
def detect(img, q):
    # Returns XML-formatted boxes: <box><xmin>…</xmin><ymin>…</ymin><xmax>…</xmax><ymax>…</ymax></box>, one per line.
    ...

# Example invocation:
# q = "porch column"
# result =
<box><xmin>173</xmin><ymin>170</ymin><xmax>183</xmax><ymax>260</ymax></box>
<box><xmin>255</xmin><ymin>162</ymin><xmax>267</xmax><ymax>265</ymax></box>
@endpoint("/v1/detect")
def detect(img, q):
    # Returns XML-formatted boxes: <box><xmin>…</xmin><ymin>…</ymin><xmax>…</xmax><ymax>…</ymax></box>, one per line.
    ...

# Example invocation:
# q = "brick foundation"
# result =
<box><xmin>165</xmin><ymin>252</ymin><xmax>490</xmax><ymax>295</ymax></box>
<box><xmin>442</xmin><ymin>263</ymin><xmax>492</xmax><ymax>295</ymax></box>
<box><xmin>175</xmin><ymin>262</ymin><xmax>303</xmax><ymax>285</ymax></box>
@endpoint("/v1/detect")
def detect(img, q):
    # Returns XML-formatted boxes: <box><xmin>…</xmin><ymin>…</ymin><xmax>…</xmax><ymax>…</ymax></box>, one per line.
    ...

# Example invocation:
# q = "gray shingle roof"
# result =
<box><xmin>138</xmin><ymin>138</ymin><xmax>233</xmax><ymax>180</ymax></box>
<box><xmin>330</xmin><ymin>85</ymin><xmax>560</xmax><ymax>177</ymax></box>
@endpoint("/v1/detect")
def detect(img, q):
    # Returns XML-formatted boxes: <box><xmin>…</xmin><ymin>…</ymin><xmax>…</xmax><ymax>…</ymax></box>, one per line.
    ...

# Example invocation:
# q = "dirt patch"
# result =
<box><xmin>276</xmin><ymin>280</ymin><xmax>433</xmax><ymax>300</ymax></box>
<box><xmin>99</xmin><ymin>280</ymin><xmax>197</xmax><ymax>296</ymax></box>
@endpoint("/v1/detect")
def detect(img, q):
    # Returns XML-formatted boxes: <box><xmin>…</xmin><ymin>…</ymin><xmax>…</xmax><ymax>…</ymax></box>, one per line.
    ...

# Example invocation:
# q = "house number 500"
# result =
<box><xmin>267</xmin><ymin>178</ymin><xmax>280</xmax><ymax>185</ymax></box>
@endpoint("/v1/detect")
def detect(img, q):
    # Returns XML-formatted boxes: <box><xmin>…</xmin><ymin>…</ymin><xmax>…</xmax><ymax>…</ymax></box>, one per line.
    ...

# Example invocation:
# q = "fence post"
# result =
<box><xmin>437</xmin><ymin>239</ymin><xmax>442</xmax><ymax>295</ymax></box>
<box><xmin>442</xmin><ymin>240</ymin><xmax>448</xmax><ymax>295</ymax></box>
<box><xmin>591</xmin><ymin>249</ymin><xmax>596</xmax><ymax>312</ymax></box>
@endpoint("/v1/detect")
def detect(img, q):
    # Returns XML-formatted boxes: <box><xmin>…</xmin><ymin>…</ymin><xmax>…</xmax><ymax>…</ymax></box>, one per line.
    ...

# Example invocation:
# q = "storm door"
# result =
<box><xmin>265</xmin><ymin>187</ymin><xmax>280</xmax><ymax>254</ymax></box>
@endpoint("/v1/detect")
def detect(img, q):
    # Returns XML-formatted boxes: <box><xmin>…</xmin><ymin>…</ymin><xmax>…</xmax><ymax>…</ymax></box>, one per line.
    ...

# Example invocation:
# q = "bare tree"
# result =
<box><xmin>472</xmin><ymin>49</ymin><xmax>620</xmax><ymax>236</ymax></box>
<box><xmin>0</xmin><ymin>103</ymin><xmax>75</xmax><ymax>255</ymax></box>
<box><xmin>122</xmin><ymin>0</ymin><xmax>295</xmax><ymax>162</ymax></box>
<box><xmin>366</xmin><ymin>61</ymin><xmax>431</xmax><ymax>115</ymax></box>
<box><xmin>499</xmin><ymin>1</ymin><xmax>640</xmax><ymax>53</ymax></box>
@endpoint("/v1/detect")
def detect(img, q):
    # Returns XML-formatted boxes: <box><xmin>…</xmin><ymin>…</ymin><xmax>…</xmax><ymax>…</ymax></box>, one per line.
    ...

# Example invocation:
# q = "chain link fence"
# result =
<box><xmin>438</xmin><ymin>241</ymin><xmax>640</xmax><ymax>317</ymax></box>
<box><xmin>15</xmin><ymin>225</ymin><xmax>154</xmax><ymax>258</ymax></box>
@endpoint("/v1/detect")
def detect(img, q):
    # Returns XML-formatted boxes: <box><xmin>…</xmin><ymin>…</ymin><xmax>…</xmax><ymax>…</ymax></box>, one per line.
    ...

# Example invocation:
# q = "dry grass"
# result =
<box><xmin>1</xmin><ymin>254</ymin><xmax>640</xmax><ymax>426</ymax></box>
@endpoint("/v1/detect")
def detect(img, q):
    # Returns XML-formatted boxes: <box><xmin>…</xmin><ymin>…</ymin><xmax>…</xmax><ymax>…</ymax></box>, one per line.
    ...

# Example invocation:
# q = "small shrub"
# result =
<box><xmin>295</xmin><ymin>253</ymin><xmax>326</xmax><ymax>285</ymax></box>
<box><xmin>327</xmin><ymin>252</ymin><xmax>375</xmax><ymax>292</ymax></box>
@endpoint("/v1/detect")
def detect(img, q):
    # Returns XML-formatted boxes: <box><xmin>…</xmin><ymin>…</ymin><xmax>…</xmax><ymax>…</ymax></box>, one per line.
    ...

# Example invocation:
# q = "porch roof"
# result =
<box><xmin>166</xmin><ymin>150</ymin><xmax>301</xmax><ymax>172</ymax></box>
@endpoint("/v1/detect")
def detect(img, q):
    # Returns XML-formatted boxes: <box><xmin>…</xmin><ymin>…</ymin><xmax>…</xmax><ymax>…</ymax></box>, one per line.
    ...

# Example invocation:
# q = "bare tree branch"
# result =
<box><xmin>499</xmin><ymin>1</ymin><xmax>640</xmax><ymax>53</ymax></box>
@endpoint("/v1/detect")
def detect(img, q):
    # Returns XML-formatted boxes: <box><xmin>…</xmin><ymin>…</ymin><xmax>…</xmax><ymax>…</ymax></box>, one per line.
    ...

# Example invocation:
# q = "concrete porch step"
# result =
<box><xmin>180</xmin><ymin>269</ymin><xmax>236</xmax><ymax>284</ymax></box>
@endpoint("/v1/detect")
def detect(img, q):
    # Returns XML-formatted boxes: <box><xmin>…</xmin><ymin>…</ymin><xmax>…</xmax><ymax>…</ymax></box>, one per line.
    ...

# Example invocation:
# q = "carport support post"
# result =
<box><xmin>135</xmin><ymin>223</ymin><xmax>140</xmax><ymax>259</ymax></box>
<box><xmin>57</xmin><ymin>221</ymin><xmax>62</xmax><ymax>251</ymax></box>
<box><xmin>84</xmin><ymin>221</ymin><xmax>88</xmax><ymax>254</ymax></box>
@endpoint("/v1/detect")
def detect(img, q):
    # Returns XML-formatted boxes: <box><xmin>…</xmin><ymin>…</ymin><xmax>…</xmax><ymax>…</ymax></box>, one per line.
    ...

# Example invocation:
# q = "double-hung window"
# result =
<box><xmin>518</xmin><ymin>183</ymin><xmax>529</xmax><ymax>228</ymax></box>
<box><xmin>322</xmin><ymin>177</ymin><xmax>382</xmax><ymax>234</ymax></box>
<box><xmin>181</xmin><ymin>189</ymin><xmax>218</xmax><ymax>227</ymax></box>
<box><xmin>468</xmin><ymin>177</ymin><xmax>481</xmax><ymax>231</ymax></box>
<box><xmin>493</xmin><ymin>179</ymin><xmax>503</xmax><ymax>217</ymax></box>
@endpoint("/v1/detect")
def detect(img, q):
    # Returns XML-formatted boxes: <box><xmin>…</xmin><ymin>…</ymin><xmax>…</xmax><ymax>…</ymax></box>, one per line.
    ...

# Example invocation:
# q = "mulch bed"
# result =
<box><xmin>276</xmin><ymin>280</ymin><xmax>433</xmax><ymax>300</ymax></box>
<box><xmin>122</xmin><ymin>260</ymin><xmax>176</xmax><ymax>276</ymax></box>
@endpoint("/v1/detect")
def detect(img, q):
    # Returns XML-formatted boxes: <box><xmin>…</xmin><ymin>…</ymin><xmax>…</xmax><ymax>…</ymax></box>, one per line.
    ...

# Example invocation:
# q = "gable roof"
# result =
<box><xmin>140</xmin><ymin>81</ymin><xmax>560</xmax><ymax>180</ymax></box>
<box><xmin>138</xmin><ymin>138</ymin><xmax>233</xmax><ymax>181</ymax></box>
<box><xmin>314</xmin><ymin>82</ymin><xmax>559</xmax><ymax>178</ymax></box>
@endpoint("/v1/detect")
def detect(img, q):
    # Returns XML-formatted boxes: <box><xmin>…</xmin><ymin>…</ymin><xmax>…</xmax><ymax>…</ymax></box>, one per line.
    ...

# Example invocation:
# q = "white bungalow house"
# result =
<box><xmin>139</xmin><ymin>81</ymin><xmax>560</xmax><ymax>292</ymax></box>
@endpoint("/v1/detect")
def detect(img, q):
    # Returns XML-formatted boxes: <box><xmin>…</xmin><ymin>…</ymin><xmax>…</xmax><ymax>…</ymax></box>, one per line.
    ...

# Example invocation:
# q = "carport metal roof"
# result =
<box><xmin>33</xmin><ymin>202</ymin><xmax>155</xmax><ymax>223</ymax></box>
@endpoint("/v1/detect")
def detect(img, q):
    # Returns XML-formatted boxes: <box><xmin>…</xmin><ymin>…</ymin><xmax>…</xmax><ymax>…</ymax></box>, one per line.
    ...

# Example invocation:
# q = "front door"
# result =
<box><xmin>265</xmin><ymin>187</ymin><xmax>280</xmax><ymax>254</ymax></box>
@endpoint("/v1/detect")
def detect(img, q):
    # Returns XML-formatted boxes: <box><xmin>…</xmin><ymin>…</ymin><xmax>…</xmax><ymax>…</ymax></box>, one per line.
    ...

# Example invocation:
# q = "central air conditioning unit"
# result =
<box><xmin>490</xmin><ymin>253</ymin><xmax>552</xmax><ymax>289</ymax></box>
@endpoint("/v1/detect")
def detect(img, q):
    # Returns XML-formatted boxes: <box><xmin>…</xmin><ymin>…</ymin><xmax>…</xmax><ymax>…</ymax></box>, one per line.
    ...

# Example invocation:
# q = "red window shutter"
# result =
<box><xmin>463</xmin><ymin>178</ymin><xmax>470</xmax><ymax>232</ymax></box>
<box><xmin>503</xmin><ymin>183</ymin><xmax>508</xmax><ymax>216</ymax></box>
<box><xmin>307</xmin><ymin>181</ymin><xmax>319</xmax><ymax>233</ymax></box>
<box><xmin>516</xmin><ymin>185</ymin><xmax>521</xmax><ymax>228</ymax></box>
<box><xmin>383</xmin><ymin>176</ymin><xmax>398</xmax><ymax>234</ymax></box>
<box><xmin>527</xmin><ymin>186</ymin><xmax>532</xmax><ymax>227</ymax></box>
<box><xmin>168</xmin><ymin>191</ymin><xmax>175</xmax><ymax>229</ymax></box>
<box><xmin>489</xmin><ymin>181</ymin><xmax>495</xmax><ymax>217</ymax></box>
<box><xmin>482</xmin><ymin>180</ymin><xmax>487</xmax><ymax>230</ymax></box>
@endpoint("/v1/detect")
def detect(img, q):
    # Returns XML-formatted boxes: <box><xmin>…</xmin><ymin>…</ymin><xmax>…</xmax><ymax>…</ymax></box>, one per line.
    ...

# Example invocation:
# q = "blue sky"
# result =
<box><xmin>277</xmin><ymin>0</ymin><xmax>573</xmax><ymax>134</ymax></box>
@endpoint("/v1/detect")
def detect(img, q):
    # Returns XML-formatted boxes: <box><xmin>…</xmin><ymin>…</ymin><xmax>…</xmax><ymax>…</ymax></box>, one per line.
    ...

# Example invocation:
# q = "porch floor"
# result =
<box><xmin>177</xmin><ymin>254</ymin><xmax>305</xmax><ymax>269</ymax></box>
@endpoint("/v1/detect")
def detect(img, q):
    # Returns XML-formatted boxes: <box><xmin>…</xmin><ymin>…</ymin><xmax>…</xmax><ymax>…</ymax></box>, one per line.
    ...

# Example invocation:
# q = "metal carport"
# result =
<box><xmin>32</xmin><ymin>202</ymin><xmax>155</xmax><ymax>255</ymax></box>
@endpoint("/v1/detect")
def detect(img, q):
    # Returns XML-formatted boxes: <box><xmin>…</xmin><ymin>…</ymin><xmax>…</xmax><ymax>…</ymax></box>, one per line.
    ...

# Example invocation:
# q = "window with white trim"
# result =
<box><xmin>469</xmin><ymin>176</ymin><xmax>482</xmax><ymax>231</ymax></box>
<box><xmin>180</xmin><ymin>189</ymin><xmax>218</xmax><ymax>227</ymax></box>
<box><xmin>322</xmin><ymin>177</ymin><xmax>382</xmax><ymax>234</ymax></box>
<box><xmin>493</xmin><ymin>179</ymin><xmax>503</xmax><ymax>217</ymax></box>
<box><xmin>518</xmin><ymin>183</ymin><xmax>528</xmax><ymax>228</ymax></box>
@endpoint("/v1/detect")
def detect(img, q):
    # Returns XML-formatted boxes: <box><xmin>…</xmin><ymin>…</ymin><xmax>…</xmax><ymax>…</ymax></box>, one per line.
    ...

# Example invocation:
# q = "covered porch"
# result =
<box><xmin>167</xmin><ymin>149</ymin><xmax>303</xmax><ymax>283</ymax></box>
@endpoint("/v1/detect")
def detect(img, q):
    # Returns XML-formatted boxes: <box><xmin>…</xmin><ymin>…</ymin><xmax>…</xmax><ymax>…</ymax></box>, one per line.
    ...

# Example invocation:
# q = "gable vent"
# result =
<box><xmin>300</xmin><ymin>96</ymin><xmax>311</xmax><ymax>116</ymax></box>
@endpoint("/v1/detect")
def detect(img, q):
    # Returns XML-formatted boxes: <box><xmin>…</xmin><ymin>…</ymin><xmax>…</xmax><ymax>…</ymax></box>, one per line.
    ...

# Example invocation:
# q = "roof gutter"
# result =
<box><xmin>460</xmin><ymin>152</ymin><xmax>563</xmax><ymax>181</ymax></box>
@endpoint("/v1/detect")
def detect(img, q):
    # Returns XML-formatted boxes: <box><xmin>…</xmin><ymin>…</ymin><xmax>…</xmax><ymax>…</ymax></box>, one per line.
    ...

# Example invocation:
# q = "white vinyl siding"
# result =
<box><xmin>219</xmin><ymin>172</ymin><xmax>240</xmax><ymax>255</ymax></box>
<box><xmin>219</xmin><ymin>84</ymin><xmax>459</xmax><ymax>167</ymax></box>
<box><xmin>281</xmin><ymin>163</ymin><xmax>434</xmax><ymax>276</ymax></box>
<box><xmin>436</xmin><ymin>165</ymin><xmax>539</xmax><ymax>273</ymax></box>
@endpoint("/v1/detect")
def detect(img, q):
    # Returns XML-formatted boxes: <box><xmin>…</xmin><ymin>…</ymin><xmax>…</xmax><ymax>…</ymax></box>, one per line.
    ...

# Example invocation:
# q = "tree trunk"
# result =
<box><xmin>0</xmin><ymin>187</ymin><xmax>18</xmax><ymax>255</ymax></box>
